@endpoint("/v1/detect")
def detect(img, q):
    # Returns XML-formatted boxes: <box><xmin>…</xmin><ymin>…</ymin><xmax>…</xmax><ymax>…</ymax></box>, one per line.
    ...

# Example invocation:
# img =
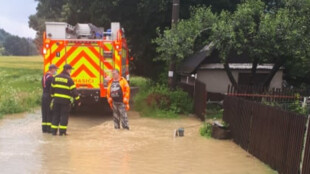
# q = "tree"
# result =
<box><xmin>210</xmin><ymin>0</ymin><xmax>265</xmax><ymax>87</ymax></box>
<box><xmin>2</xmin><ymin>34</ymin><xmax>38</xmax><ymax>56</ymax></box>
<box><xmin>210</xmin><ymin>0</ymin><xmax>310</xmax><ymax>87</ymax></box>
<box><xmin>153</xmin><ymin>7</ymin><xmax>217</xmax><ymax>66</ymax></box>
<box><xmin>154</xmin><ymin>0</ymin><xmax>310</xmax><ymax>88</ymax></box>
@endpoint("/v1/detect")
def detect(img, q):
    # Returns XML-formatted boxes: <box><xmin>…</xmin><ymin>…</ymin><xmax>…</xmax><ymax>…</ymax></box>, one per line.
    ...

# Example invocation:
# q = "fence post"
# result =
<box><xmin>301</xmin><ymin>115</ymin><xmax>310</xmax><ymax>174</ymax></box>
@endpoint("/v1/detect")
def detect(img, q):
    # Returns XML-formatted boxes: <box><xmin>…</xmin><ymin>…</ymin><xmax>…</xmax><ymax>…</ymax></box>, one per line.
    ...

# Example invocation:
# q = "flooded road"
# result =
<box><xmin>0</xmin><ymin>109</ymin><xmax>275</xmax><ymax>174</ymax></box>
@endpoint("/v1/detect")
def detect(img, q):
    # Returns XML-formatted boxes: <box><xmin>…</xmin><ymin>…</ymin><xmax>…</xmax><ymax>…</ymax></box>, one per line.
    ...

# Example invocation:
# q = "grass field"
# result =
<box><xmin>0</xmin><ymin>56</ymin><xmax>43</xmax><ymax>117</ymax></box>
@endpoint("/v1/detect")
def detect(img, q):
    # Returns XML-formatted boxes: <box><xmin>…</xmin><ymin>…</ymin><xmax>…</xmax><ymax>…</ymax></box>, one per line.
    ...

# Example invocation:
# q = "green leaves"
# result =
<box><xmin>153</xmin><ymin>6</ymin><xmax>216</xmax><ymax>64</ymax></box>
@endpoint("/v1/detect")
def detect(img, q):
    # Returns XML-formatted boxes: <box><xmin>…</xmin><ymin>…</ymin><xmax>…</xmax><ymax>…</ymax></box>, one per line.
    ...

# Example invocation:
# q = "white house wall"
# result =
<box><xmin>197</xmin><ymin>70</ymin><xmax>239</xmax><ymax>93</ymax></box>
<box><xmin>269</xmin><ymin>70</ymin><xmax>283</xmax><ymax>89</ymax></box>
<box><xmin>197</xmin><ymin>69</ymin><xmax>283</xmax><ymax>94</ymax></box>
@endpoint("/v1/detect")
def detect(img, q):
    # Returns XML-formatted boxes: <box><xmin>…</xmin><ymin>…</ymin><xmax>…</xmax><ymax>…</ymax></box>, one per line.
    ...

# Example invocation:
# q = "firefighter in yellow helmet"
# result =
<box><xmin>107</xmin><ymin>69</ymin><xmax>130</xmax><ymax>130</ymax></box>
<box><xmin>50</xmin><ymin>64</ymin><xmax>81</xmax><ymax>136</ymax></box>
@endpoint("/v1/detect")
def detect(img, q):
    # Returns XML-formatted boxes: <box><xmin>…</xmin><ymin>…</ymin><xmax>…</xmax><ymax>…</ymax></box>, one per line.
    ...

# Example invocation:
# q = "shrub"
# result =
<box><xmin>133</xmin><ymin>78</ymin><xmax>193</xmax><ymax>118</ymax></box>
<box><xmin>130</xmin><ymin>76</ymin><xmax>151</xmax><ymax>90</ymax></box>
<box><xmin>206</xmin><ymin>103</ymin><xmax>223</xmax><ymax>120</ymax></box>
<box><xmin>200</xmin><ymin>123</ymin><xmax>212</xmax><ymax>138</ymax></box>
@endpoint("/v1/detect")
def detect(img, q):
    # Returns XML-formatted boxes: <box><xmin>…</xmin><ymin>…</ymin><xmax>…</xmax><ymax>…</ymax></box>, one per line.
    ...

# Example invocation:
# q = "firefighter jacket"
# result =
<box><xmin>107</xmin><ymin>77</ymin><xmax>130</xmax><ymax>105</ymax></box>
<box><xmin>50</xmin><ymin>71</ymin><xmax>80</xmax><ymax>104</ymax></box>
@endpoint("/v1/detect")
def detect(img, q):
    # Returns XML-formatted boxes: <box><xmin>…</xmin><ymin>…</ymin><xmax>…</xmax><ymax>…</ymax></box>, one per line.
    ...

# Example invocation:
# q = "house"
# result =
<box><xmin>178</xmin><ymin>45</ymin><xmax>284</xmax><ymax>99</ymax></box>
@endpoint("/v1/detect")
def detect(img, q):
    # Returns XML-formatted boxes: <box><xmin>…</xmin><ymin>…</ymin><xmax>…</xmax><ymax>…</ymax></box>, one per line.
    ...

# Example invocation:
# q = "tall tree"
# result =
<box><xmin>154</xmin><ymin>0</ymin><xmax>310</xmax><ymax>88</ymax></box>
<box><xmin>3</xmin><ymin>35</ymin><xmax>37</xmax><ymax>56</ymax></box>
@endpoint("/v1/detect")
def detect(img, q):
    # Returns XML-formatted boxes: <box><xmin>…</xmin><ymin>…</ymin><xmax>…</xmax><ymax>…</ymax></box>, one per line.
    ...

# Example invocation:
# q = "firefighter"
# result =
<box><xmin>41</xmin><ymin>64</ymin><xmax>58</xmax><ymax>133</ymax></box>
<box><xmin>50</xmin><ymin>64</ymin><xmax>80</xmax><ymax>136</ymax></box>
<box><xmin>107</xmin><ymin>69</ymin><xmax>130</xmax><ymax>130</ymax></box>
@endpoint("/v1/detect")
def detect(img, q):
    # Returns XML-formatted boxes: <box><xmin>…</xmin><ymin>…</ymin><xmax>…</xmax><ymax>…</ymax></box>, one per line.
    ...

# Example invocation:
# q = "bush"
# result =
<box><xmin>133</xmin><ymin>79</ymin><xmax>193</xmax><ymax>118</ymax></box>
<box><xmin>130</xmin><ymin>76</ymin><xmax>151</xmax><ymax>90</ymax></box>
<box><xmin>200</xmin><ymin>123</ymin><xmax>212</xmax><ymax>138</ymax></box>
<box><xmin>262</xmin><ymin>94</ymin><xmax>308</xmax><ymax>115</ymax></box>
<box><xmin>206</xmin><ymin>103</ymin><xmax>223</xmax><ymax>120</ymax></box>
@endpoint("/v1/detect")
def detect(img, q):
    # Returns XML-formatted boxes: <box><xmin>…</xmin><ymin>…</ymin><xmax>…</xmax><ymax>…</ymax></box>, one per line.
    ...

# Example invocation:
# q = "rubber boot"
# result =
<box><xmin>59</xmin><ymin>129</ymin><xmax>67</xmax><ymax>136</ymax></box>
<box><xmin>51</xmin><ymin>128</ymin><xmax>58</xmax><ymax>136</ymax></box>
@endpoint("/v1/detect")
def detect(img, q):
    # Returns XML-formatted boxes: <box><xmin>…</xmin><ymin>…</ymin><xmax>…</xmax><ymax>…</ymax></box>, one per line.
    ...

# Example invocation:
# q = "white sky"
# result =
<box><xmin>0</xmin><ymin>0</ymin><xmax>38</xmax><ymax>38</ymax></box>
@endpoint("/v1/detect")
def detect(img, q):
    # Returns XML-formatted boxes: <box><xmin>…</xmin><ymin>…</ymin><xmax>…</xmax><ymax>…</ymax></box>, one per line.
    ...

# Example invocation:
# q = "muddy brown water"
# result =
<box><xmin>0</xmin><ymin>109</ymin><xmax>275</xmax><ymax>174</ymax></box>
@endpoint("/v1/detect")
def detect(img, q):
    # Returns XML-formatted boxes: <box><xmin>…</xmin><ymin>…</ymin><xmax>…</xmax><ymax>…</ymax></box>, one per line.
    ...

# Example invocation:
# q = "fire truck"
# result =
<box><xmin>42</xmin><ymin>22</ymin><xmax>130</xmax><ymax>103</ymax></box>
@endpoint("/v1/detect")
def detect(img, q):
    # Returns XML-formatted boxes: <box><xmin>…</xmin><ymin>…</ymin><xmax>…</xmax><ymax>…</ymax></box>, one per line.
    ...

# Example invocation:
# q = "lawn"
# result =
<box><xmin>0</xmin><ymin>56</ymin><xmax>43</xmax><ymax>117</ymax></box>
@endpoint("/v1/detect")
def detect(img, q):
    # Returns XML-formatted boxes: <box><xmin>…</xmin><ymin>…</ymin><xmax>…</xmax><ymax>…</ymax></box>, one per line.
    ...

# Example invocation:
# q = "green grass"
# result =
<box><xmin>0</xmin><ymin>56</ymin><xmax>43</xmax><ymax>117</ymax></box>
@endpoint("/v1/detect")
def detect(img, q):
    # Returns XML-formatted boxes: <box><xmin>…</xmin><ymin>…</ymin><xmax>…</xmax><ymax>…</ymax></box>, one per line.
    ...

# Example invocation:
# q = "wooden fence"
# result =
<box><xmin>223</xmin><ymin>96</ymin><xmax>309</xmax><ymax>174</ymax></box>
<box><xmin>178</xmin><ymin>80</ymin><xmax>206</xmax><ymax>121</ymax></box>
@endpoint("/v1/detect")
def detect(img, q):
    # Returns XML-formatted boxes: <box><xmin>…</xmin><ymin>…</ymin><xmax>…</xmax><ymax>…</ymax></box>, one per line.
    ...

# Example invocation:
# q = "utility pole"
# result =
<box><xmin>168</xmin><ymin>0</ymin><xmax>180</xmax><ymax>90</ymax></box>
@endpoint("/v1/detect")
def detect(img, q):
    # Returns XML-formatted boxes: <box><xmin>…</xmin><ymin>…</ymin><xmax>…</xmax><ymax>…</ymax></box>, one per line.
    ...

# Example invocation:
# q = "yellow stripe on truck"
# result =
<box><xmin>114</xmin><ymin>50</ymin><xmax>120</xmax><ymax>72</ymax></box>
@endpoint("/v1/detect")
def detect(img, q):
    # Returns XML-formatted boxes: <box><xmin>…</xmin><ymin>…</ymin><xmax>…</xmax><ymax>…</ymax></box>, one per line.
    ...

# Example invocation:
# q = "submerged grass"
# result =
<box><xmin>0</xmin><ymin>56</ymin><xmax>43</xmax><ymax>117</ymax></box>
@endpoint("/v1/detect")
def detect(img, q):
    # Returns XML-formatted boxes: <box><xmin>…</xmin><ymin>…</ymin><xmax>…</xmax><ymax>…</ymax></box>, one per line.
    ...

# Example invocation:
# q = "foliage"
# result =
<box><xmin>0</xmin><ymin>56</ymin><xmax>42</xmax><ymax>117</ymax></box>
<box><xmin>0</xmin><ymin>29</ymin><xmax>11</xmax><ymax>45</ymax></box>
<box><xmin>210</xmin><ymin>0</ymin><xmax>265</xmax><ymax>60</ymax></box>
<box><xmin>129</xmin><ymin>76</ymin><xmax>151</xmax><ymax>90</ymax></box>
<box><xmin>133</xmin><ymin>78</ymin><xmax>193</xmax><ymax>118</ymax></box>
<box><xmin>210</xmin><ymin>0</ymin><xmax>310</xmax><ymax>87</ymax></box>
<box><xmin>153</xmin><ymin>6</ymin><xmax>217</xmax><ymax>65</ymax></box>
<box><xmin>0</xmin><ymin>28</ymin><xmax>38</xmax><ymax>56</ymax></box>
<box><xmin>200</xmin><ymin>122</ymin><xmax>212</xmax><ymax>138</ymax></box>
<box><xmin>0</xmin><ymin>47</ymin><xmax>5</xmax><ymax>56</ymax></box>
<box><xmin>262</xmin><ymin>94</ymin><xmax>308</xmax><ymax>115</ymax></box>
<box><xmin>206</xmin><ymin>103</ymin><xmax>224</xmax><ymax>120</ymax></box>
<box><xmin>287</xmin><ymin>99</ymin><xmax>308</xmax><ymax>115</ymax></box>
<box><xmin>3</xmin><ymin>36</ymin><xmax>38</xmax><ymax>56</ymax></box>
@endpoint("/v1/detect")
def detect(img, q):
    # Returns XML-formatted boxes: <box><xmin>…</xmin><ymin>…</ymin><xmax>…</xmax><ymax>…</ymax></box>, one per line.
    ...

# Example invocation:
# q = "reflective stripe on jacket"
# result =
<box><xmin>50</xmin><ymin>72</ymin><xmax>80</xmax><ymax>104</ymax></box>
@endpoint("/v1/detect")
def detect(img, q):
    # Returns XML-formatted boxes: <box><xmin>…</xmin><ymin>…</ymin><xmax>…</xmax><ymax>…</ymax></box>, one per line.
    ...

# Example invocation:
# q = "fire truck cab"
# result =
<box><xmin>43</xmin><ymin>22</ymin><xmax>130</xmax><ymax>103</ymax></box>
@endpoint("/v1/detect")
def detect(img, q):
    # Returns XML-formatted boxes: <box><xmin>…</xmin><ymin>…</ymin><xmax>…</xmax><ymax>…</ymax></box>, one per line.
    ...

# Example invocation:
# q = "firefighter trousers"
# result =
<box><xmin>112</xmin><ymin>102</ymin><xmax>129</xmax><ymax>129</ymax></box>
<box><xmin>41</xmin><ymin>93</ymin><xmax>52</xmax><ymax>133</ymax></box>
<box><xmin>51</xmin><ymin>102</ymin><xmax>71</xmax><ymax>135</ymax></box>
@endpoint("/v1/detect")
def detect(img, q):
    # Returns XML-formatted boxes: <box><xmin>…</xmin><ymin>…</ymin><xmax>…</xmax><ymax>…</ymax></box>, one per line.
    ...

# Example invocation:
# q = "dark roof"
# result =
<box><xmin>177</xmin><ymin>45</ymin><xmax>213</xmax><ymax>75</ymax></box>
<box><xmin>178</xmin><ymin>45</ymin><xmax>251</xmax><ymax>75</ymax></box>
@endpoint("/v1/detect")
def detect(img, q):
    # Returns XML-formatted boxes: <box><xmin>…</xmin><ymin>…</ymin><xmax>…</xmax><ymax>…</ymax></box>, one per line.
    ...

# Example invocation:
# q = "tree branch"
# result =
<box><xmin>263</xmin><ymin>58</ymin><xmax>284</xmax><ymax>88</ymax></box>
<box><xmin>224</xmin><ymin>61</ymin><xmax>238</xmax><ymax>88</ymax></box>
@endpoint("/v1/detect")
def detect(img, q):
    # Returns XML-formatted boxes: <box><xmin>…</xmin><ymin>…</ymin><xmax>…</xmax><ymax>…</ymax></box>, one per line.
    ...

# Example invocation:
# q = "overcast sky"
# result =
<box><xmin>0</xmin><ymin>0</ymin><xmax>38</xmax><ymax>38</ymax></box>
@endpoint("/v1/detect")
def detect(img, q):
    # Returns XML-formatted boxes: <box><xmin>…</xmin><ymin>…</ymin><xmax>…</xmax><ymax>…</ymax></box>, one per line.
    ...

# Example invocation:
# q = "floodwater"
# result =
<box><xmin>0</xmin><ymin>109</ymin><xmax>275</xmax><ymax>174</ymax></box>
